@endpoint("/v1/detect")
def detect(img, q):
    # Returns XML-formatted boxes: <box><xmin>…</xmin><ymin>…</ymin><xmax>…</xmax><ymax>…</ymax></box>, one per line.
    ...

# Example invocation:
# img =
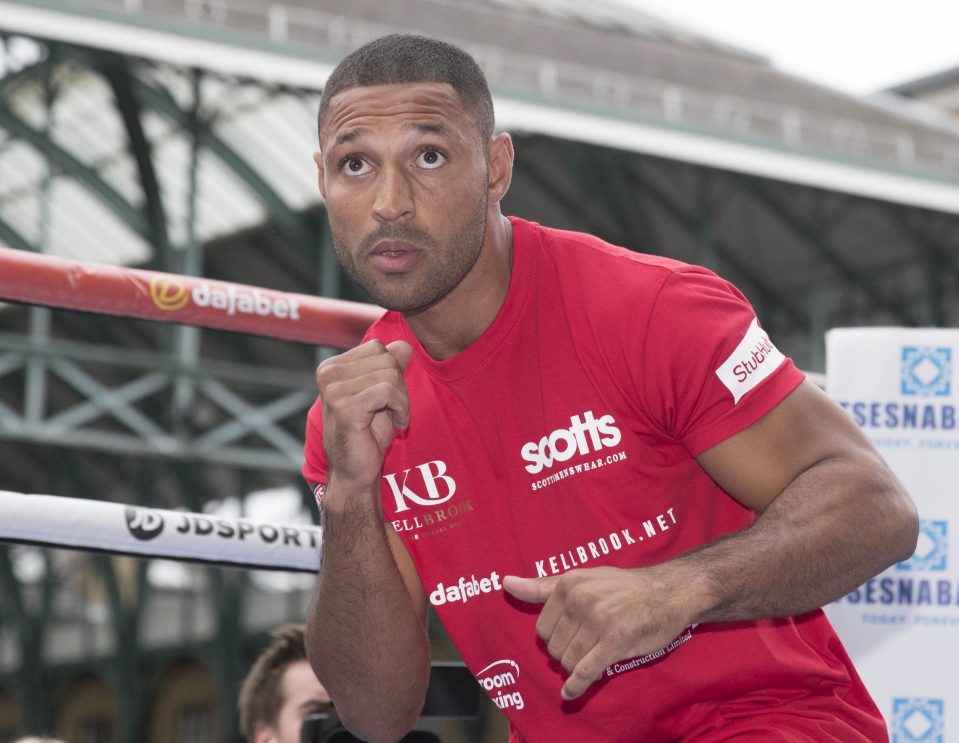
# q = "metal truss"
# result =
<box><xmin>0</xmin><ymin>321</ymin><xmax>314</xmax><ymax>472</ymax></box>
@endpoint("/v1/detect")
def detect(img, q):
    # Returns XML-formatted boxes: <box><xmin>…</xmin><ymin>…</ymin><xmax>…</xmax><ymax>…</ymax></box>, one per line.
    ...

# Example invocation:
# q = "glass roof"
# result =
<box><xmin>0</xmin><ymin>35</ymin><xmax>323</xmax><ymax>266</ymax></box>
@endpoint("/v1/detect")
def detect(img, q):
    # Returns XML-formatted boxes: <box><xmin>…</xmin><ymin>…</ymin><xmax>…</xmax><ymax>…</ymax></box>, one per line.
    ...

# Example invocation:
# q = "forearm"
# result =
<box><xmin>306</xmin><ymin>483</ymin><xmax>429</xmax><ymax>742</ymax></box>
<box><xmin>678</xmin><ymin>453</ymin><xmax>918</xmax><ymax>624</ymax></box>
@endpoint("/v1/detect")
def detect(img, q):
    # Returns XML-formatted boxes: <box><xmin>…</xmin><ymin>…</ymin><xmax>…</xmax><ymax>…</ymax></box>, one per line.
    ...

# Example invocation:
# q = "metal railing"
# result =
<box><xmin>16</xmin><ymin>0</ymin><xmax>959</xmax><ymax>178</ymax></box>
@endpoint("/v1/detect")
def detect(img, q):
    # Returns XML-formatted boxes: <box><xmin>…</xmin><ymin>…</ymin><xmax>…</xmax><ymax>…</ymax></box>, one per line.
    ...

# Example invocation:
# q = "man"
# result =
<box><xmin>303</xmin><ymin>33</ymin><xmax>918</xmax><ymax>743</ymax></box>
<box><xmin>239</xmin><ymin>624</ymin><xmax>333</xmax><ymax>743</ymax></box>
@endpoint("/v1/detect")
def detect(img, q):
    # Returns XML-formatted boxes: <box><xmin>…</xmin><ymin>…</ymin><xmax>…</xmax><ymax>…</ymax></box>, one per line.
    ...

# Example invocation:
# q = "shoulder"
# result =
<box><xmin>515</xmin><ymin>217</ymin><xmax>712</xmax><ymax>302</ymax></box>
<box><xmin>514</xmin><ymin>218</ymin><xmax>741</xmax><ymax>329</ymax></box>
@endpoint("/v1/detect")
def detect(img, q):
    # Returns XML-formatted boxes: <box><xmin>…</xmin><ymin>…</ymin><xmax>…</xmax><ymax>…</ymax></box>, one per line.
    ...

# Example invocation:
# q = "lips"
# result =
<box><xmin>369</xmin><ymin>240</ymin><xmax>420</xmax><ymax>273</ymax></box>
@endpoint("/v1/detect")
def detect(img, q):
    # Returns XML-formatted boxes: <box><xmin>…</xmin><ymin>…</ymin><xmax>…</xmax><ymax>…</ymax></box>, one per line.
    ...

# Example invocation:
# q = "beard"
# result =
<box><xmin>330</xmin><ymin>191</ymin><xmax>488</xmax><ymax>313</ymax></box>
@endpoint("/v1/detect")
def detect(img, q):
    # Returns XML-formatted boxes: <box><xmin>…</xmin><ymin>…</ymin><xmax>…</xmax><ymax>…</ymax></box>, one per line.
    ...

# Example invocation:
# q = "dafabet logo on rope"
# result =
<box><xmin>148</xmin><ymin>276</ymin><xmax>301</xmax><ymax>321</ymax></box>
<box><xmin>150</xmin><ymin>276</ymin><xmax>190</xmax><ymax>311</ymax></box>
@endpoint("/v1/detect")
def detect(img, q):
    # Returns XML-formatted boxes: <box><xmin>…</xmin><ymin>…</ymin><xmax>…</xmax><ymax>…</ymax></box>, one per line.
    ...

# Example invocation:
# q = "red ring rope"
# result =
<box><xmin>0</xmin><ymin>246</ymin><xmax>382</xmax><ymax>348</ymax></box>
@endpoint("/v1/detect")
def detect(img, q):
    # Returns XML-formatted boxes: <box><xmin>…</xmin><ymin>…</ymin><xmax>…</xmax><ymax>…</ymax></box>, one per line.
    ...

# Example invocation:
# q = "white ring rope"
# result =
<box><xmin>0</xmin><ymin>490</ymin><xmax>321</xmax><ymax>572</ymax></box>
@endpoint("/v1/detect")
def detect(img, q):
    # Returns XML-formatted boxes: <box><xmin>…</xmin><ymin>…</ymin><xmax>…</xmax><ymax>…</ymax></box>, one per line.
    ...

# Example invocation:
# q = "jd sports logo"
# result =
<box><xmin>125</xmin><ymin>507</ymin><xmax>165</xmax><ymax>541</ymax></box>
<box><xmin>384</xmin><ymin>460</ymin><xmax>457</xmax><ymax>513</ymax></box>
<box><xmin>521</xmin><ymin>410</ymin><xmax>622</xmax><ymax>475</ymax></box>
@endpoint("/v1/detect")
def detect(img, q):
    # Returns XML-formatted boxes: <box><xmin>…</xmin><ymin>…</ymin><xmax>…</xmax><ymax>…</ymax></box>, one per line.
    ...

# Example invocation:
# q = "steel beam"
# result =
<box><xmin>0</xmin><ymin>100</ymin><xmax>151</xmax><ymax>242</ymax></box>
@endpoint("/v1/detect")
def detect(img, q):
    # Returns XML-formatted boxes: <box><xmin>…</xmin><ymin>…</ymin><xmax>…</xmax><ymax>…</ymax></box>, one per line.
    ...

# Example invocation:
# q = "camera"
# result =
<box><xmin>300</xmin><ymin>662</ymin><xmax>478</xmax><ymax>743</ymax></box>
<box><xmin>300</xmin><ymin>713</ymin><xmax>441</xmax><ymax>743</ymax></box>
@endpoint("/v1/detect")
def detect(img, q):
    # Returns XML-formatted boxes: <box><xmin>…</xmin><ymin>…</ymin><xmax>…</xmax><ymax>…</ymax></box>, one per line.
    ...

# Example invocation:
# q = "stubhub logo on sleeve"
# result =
<box><xmin>715</xmin><ymin>318</ymin><xmax>785</xmax><ymax>403</ymax></box>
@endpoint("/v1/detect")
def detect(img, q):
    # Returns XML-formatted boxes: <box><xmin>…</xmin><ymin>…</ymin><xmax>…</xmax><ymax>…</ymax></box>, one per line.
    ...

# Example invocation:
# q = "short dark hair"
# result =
<box><xmin>318</xmin><ymin>34</ymin><xmax>494</xmax><ymax>146</ymax></box>
<box><xmin>238</xmin><ymin>624</ymin><xmax>308</xmax><ymax>739</ymax></box>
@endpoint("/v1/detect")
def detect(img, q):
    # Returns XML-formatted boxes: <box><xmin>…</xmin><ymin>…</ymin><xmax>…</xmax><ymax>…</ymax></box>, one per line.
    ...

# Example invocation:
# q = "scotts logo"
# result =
<box><xmin>521</xmin><ymin>410</ymin><xmax>622</xmax><ymax>475</ymax></box>
<box><xmin>126</xmin><ymin>507</ymin><xmax>165</xmax><ymax>541</ymax></box>
<box><xmin>147</xmin><ymin>276</ymin><xmax>302</xmax><ymax>321</ymax></box>
<box><xmin>384</xmin><ymin>460</ymin><xmax>456</xmax><ymax>513</ymax></box>
<box><xmin>150</xmin><ymin>277</ymin><xmax>189</xmax><ymax>311</ymax></box>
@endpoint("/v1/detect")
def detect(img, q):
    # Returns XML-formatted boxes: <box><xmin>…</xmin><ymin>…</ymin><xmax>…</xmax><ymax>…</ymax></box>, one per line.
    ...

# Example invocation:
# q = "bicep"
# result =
<box><xmin>386</xmin><ymin>524</ymin><xmax>428</xmax><ymax>625</ymax></box>
<box><xmin>695</xmin><ymin>379</ymin><xmax>885</xmax><ymax>512</ymax></box>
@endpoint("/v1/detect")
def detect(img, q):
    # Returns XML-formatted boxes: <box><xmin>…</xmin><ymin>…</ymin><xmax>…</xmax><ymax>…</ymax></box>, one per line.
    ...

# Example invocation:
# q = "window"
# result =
<box><xmin>174</xmin><ymin>704</ymin><xmax>214</xmax><ymax>743</ymax></box>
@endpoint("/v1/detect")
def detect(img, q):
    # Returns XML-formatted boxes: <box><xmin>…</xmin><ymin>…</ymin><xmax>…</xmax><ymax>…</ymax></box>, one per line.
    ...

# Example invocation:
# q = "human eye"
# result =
<box><xmin>414</xmin><ymin>147</ymin><xmax>447</xmax><ymax>170</ymax></box>
<box><xmin>339</xmin><ymin>155</ymin><xmax>372</xmax><ymax>176</ymax></box>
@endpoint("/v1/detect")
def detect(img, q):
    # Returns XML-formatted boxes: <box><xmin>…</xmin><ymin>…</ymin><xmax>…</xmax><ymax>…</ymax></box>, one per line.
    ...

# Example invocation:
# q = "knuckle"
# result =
<box><xmin>535</xmin><ymin>618</ymin><xmax>550</xmax><ymax>642</ymax></box>
<box><xmin>315</xmin><ymin>364</ymin><xmax>333</xmax><ymax>387</ymax></box>
<box><xmin>572</xmin><ymin>661</ymin><xmax>596</xmax><ymax>682</ymax></box>
<box><xmin>568</xmin><ymin>589</ymin><xmax>591</xmax><ymax>613</ymax></box>
<box><xmin>589</xmin><ymin>605</ymin><xmax>611</xmax><ymax>627</ymax></box>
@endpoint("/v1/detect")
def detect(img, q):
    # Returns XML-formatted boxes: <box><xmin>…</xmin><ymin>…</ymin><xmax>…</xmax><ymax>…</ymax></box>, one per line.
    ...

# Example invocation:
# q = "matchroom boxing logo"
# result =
<box><xmin>125</xmin><ymin>507</ymin><xmax>165</xmax><ymax>541</ymax></box>
<box><xmin>476</xmin><ymin>659</ymin><xmax>525</xmax><ymax>713</ymax></box>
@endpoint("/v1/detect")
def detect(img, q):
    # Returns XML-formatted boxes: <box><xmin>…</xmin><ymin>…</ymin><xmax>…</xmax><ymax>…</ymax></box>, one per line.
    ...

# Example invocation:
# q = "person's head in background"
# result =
<box><xmin>239</xmin><ymin>623</ymin><xmax>333</xmax><ymax>743</ymax></box>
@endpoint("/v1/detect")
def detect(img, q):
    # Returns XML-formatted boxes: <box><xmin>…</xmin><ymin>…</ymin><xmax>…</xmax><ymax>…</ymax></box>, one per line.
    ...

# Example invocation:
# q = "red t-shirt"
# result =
<box><xmin>304</xmin><ymin>218</ymin><xmax>885</xmax><ymax>742</ymax></box>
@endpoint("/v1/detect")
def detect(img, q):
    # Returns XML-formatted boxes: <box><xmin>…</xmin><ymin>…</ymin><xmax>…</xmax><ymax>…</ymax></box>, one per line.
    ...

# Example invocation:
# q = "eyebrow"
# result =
<box><xmin>330</xmin><ymin>121</ymin><xmax>453</xmax><ymax>151</ymax></box>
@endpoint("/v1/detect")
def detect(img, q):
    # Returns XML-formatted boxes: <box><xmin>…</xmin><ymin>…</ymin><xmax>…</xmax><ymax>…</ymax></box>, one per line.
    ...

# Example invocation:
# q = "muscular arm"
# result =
<box><xmin>305</xmin><ymin>341</ymin><xmax>430</xmax><ymax>743</ymax></box>
<box><xmin>505</xmin><ymin>379</ymin><xmax>918</xmax><ymax>699</ymax></box>
<box><xmin>685</xmin><ymin>378</ymin><xmax>917</xmax><ymax>621</ymax></box>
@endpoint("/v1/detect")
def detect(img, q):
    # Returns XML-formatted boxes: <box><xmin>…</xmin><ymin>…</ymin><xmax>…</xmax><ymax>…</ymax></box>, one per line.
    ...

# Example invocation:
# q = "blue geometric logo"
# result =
<box><xmin>897</xmin><ymin>520</ymin><xmax>948</xmax><ymax>572</ymax></box>
<box><xmin>901</xmin><ymin>347</ymin><xmax>952</xmax><ymax>397</ymax></box>
<box><xmin>892</xmin><ymin>698</ymin><xmax>944</xmax><ymax>743</ymax></box>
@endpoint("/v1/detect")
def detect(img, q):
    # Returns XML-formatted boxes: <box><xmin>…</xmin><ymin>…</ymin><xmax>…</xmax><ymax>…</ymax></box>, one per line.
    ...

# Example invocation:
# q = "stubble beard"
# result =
<box><xmin>330</xmin><ymin>192</ymin><xmax>489</xmax><ymax>313</ymax></box>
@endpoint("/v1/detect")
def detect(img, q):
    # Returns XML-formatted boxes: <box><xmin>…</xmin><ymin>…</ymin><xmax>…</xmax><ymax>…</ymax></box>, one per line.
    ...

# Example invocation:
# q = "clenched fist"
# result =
<box><xmin>316</xmin><ymin>339</ymin><xmax>413</xmax><ymax>494</ymax></box>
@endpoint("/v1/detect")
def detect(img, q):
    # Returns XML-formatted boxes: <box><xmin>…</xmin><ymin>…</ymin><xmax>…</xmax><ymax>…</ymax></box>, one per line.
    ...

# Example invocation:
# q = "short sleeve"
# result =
<box><xmin>638</xmin><ymin>267</ymin><xmax>804</xmax><ymax>456</ymax></box>
<box><xmin>303</xmin><ymin>397</ymin><xmax>329</xmax><ymax>504</ymax></box>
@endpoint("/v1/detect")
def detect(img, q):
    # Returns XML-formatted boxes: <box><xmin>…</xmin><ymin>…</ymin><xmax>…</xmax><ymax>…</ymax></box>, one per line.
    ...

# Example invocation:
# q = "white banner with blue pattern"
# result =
<box><xmin>825</xmin><ymin>328</ymin><xmax>958</xmax><ymax>743</ymax></box>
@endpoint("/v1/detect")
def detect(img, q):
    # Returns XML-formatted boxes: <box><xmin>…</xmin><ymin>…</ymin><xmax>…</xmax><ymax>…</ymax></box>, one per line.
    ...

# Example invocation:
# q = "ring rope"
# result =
<box><xmin>0</xmin><ymin>248</ymin><xmax>367</xmax><ymax>566</ymax></box>
<box><xmin>0</xmin><ymin>246</ymin><xmax>381</xmax><ymax>348</ymax></box>
<box><xmin>0</xmin><ymin>490</ymin><xmax>320</xmax><ymax>571</ymax></box>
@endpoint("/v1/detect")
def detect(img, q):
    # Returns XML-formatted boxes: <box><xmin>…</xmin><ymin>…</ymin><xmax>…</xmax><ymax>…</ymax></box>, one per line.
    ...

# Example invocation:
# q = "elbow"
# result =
<box><xmin>890</xmin><ymin>488</ymin><xmax>920</xmax><ymax>565</ymax></box>
<box><xmin>336</xmin><ymin>675</ymin><xmax>427</xmax><ymax>743</ymax></box>
<box><xmin>337</xmin><ymin>705</ymin><xmax>421</xmax><ymax>743</ymax></box>
<box><xmin>880</xmin><ymin>475</ymin><xmax>920</xmax><ymax>566</ymax></box>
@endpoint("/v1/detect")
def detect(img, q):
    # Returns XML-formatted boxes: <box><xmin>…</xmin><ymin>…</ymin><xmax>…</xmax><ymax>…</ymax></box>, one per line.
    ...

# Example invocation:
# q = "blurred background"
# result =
<box><xmin>0</xmin><ymin>1</ymin><xmax>957</xmax><ymax>741</ymax></box>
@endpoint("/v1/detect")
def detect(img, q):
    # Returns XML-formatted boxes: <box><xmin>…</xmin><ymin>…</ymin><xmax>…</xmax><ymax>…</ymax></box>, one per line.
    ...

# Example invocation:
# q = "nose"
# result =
<box><xmin>372</xmin><ymin>165</ymin><xmax>414</xmax><ymax>223</ymax></box>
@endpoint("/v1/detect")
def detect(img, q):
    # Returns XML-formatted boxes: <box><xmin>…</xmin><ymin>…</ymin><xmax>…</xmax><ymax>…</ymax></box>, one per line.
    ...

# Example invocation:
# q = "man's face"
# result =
<box><xmin>257</xmin><ymin>659</ymin><xmax>332</xmax><ymax>743</ymax></box>
<box><xmin>317</xmin><ymin>82</ymin><xmax>491</xmax><ymax>312</ymax></box>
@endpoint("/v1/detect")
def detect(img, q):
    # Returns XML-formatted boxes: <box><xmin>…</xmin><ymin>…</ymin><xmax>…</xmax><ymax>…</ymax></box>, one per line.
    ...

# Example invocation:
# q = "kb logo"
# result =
<box><xmin>383</xmin><ymin>460</ymin><xmax>456</xmax><ymax>513</ymax></box>
<box><xmin>125</xmin><ymin>507</ymin><xmax>165</xmax><ymax>541</ymax></box>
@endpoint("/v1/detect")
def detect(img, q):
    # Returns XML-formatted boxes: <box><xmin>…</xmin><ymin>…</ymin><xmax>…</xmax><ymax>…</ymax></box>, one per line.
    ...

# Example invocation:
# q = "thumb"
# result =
<box><xmin>503</xmin><ymin>575</ymin><xmax>559</xmax><ymax>604</ymax></box>
<box><xmin>386</xmin><ymin>340</ymin><xmax>414</xmax><ymax>370</ymax></box>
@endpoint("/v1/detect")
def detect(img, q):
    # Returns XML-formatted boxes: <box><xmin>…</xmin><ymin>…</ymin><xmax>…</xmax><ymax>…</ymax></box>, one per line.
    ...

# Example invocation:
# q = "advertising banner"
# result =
<box><xmin>825</xmin><ymin>328</ymin><xmax>959</xmax><ymax>743</ymax></box>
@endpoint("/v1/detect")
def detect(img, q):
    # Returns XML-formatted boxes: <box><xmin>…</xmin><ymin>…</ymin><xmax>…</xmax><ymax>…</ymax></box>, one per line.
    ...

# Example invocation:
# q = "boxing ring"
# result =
<box><xmin>0</xmin><ymin>245</ymin><xmax>382</xmax><ymax>571</ymax></box>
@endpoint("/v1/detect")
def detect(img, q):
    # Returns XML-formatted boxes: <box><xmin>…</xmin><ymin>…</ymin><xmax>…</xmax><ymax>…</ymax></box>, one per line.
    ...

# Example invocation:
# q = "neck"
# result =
<box><xmin>403</xmin><ymin>213</ymin><xmax>513</xmax><ymax>361</ymax></box>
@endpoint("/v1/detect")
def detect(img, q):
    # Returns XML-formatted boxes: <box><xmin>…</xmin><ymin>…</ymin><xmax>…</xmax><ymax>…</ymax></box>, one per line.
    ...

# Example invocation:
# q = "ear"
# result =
<box><xmin>253</xmin><ymin>722</ymin><xmax>278</xmax><ymax>743</ymax></box>
<box><xmin>486</xmin><ymin>132</ymin><xmax>514</xmax><ymax>206</ymax></box>
<box><xmin>313</xmin><ymin>151</ymin><xmax>327</xmax><ymax>200</ymax></box>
